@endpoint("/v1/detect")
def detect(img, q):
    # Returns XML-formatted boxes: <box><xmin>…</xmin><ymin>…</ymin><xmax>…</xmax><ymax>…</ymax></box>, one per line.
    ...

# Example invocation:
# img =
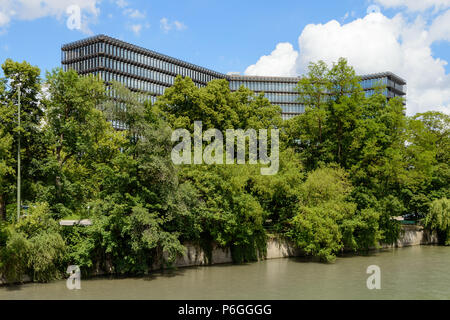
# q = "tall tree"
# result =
<box><xmin>0</xmin><ymin>81</ymin><xmax>14</xmax><ymax>220</ymax></box>
<box><xmin>287</xmin><ymin>58</ymin><xmax>365</xmax><ymax>170</ymax></box>
<box><xmin>402</xmin><ymin>112</ymin><xmax>450</xmax><ymax>218</ymax></box>
<box><xmin>0</xmin><ymin>59</ymin><xmax>43</xmax><ymax>220</ymax></box>
<box><xmin>296</xmin><ymin>60</ymin><xmax>329</xmax><ymax>145</ymax></box>
<box><xmin>41</xmin><ymin>68</ymin><xmax>111</xmax><ymax>216</ymax></box>
<box><xmin>326</xmin><ymin>58</ymin><xmax>365</xmax><ymax>166</ymax></box>
<box><xmin>80</xmin><ymin>82</ymin><xmax>195</xmax><ymax>273</ymax></box>
<box><xmin>155</xmin><ymin>76</ymin><xmax>282</xmax><ymax>132</ymax></box>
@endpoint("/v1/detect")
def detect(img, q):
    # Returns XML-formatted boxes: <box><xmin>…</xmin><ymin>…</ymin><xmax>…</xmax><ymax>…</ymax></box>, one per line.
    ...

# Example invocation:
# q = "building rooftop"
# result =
<box><xmin>227</xmin><ymin>74</ymin><xmax>301</xmax><ymax>82</ymax></box>
<box><xmin>62</xmin><ymin>35</ymin><xmax>407</xmax><ymax>86</ymax></box>
<box><xmin>62</xmin><ymin>34</ymin><xmax>226</xmax><ymax>78</ymax></box>
<box><xmin>360</xmin><ymin>71</ymin><xmax>406</xmax><ymax>85</ymax></box>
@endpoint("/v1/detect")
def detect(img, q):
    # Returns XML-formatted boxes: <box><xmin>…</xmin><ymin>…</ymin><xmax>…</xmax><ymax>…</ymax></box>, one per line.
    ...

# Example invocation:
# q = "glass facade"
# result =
<box><xmin>359</xmin><ymin>75</ymin><xmax>406</xmax><ymax>101</ymax></box>
<box><xmin>228</xmin><ymin>76</ymin><xmax>305</xmax><ymax>120</ymax></box>
<box><xmin>229</xmin><ymin>73</ymin><xmax>407</xmax><ymax>120</ymax></box>
<box><xmin>62</xmin><ymin>35</ymin><xmax>407</xmax><ymax>123</ymax></box>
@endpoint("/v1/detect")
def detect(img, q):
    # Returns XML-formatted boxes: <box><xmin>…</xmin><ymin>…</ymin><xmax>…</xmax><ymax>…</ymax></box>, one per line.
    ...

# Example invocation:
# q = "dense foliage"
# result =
<box><xmin>423</xmin><ymin>198</ymin><xmax>450</xmax><ymax>245</ymax></box>
<box><xmin>0</xmin><ymin>58</ymin><xmax>448</xmax><ymax>282</ymax></box>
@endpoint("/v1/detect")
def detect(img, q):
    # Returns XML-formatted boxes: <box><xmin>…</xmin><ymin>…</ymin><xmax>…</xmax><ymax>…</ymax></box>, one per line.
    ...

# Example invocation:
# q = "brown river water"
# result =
<box><xmin>1</xmin><ymin>246</ymin><xmax>449</xmax><ymax>300</ymax></box>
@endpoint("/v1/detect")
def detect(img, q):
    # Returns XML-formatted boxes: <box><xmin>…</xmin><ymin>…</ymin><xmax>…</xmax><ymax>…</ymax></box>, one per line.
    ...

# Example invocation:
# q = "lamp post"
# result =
<box><xmin>17</xmin><ymin>83</ymin><xmax>21</xmax><ymax>222</ymax></box>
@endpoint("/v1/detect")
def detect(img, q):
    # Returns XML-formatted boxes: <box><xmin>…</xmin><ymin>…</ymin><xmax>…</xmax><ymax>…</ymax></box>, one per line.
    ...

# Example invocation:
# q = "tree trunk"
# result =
<box><xmin>337</xmin><ymin>122</ymin><xmax>342</xmax><ymax>165</ymax></box>
<box><xmin>0</xmin><ymin>193</ymin><xmax>6</xmax><ymax>221</ymax></box>
<box><xmin>56</xmin><ymin>175</ymin><xmax>62</xmax><ymax>200</ymax></box>
<box><xmin>56</xmin><ymin>138</ymin><xmax>63</xmax><ymax>199</ymax></box>
<box><xmin>318</xmin><ymin>119</ymin><xmax>322</xmax><ymax>144</ymax></box>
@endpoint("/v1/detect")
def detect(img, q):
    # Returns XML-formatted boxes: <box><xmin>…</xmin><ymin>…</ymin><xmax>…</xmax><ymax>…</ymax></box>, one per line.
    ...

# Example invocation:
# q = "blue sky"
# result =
<box><xmin>0</xmin><ymin>0</ymin><xmax>449</xmax><ymax>114</ymax></box>
<box><xmin>0</xmin><ymin>0</ymin><xmax>382</xmax><ymax>74</ymax></box>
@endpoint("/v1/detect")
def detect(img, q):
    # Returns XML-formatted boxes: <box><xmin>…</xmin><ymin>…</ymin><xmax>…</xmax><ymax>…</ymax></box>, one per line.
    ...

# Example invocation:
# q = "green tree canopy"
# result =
<box><xmin>155</xmin><ymin>76</ymin><xmax>282</xmax><ymax>132</ymax></box>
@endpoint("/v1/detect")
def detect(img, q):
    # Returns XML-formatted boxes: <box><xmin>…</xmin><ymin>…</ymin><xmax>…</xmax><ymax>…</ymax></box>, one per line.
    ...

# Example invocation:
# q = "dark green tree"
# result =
<box><xmin>0</xmin><ymin>59</ymin><xmax>43</xmax><ymax>220</ymax></box>
<box><xmin>39</xmin><ymin>68</ymin><xmax>113</xmax><ymax>217</ymax></box>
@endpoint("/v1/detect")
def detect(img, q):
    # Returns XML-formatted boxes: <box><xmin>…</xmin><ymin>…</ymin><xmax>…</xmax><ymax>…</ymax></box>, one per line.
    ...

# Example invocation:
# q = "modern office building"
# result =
<box><xmin>228</xmin><ymin>75</ymin><xmax>305</xmax><ymax>120</ymax></box>
<box><xmin>61</xmin><ymin>35</ymin><xmax>407</xmax><ymax>122</ymax></box>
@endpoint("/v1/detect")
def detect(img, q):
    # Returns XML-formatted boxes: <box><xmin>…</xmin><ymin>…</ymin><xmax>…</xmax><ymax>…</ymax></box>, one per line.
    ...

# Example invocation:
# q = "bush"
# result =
<box><xmin>181</xmin><ymin>164</ymin><xmax>268</xmax><ymax>263</ymax></box>
<box><xmin>0</xmin><ymin>202</ymin><xmax>67</xmax><ymax>283</ymax></box>
<box><xmin>0</xmin><ymin>229</ymin><xmax>30</xmax><ymax>283</ymax></box>
<box><xmin>377</xmin><ymin>196</ymin><xmax>403</xmax><ymax>245</ymax></box>
<box><xmin>27</xmin><ymin>231</ymin><xmax>66</xmax><ymax>282</ymax></box>
<box><xmin>61</xmin><ymin>225</ymin><xmax>96</xmax><ymax>274</ymax></box>
<box><xmin>286</xmin><ymin>166</ymin><xmax>383</xmax><ymax>262</ymax></box>
<box><xmin>286</xmin><ymin>167</ymin><xmax>355</xmax><ymax>262</ymax></box>
<box><xmin>424</xmin><ymin>198</ymin><xmax>450</xmax><ymax>245</ymax></box>
<box><xmin>15</xmin><ymin>202</ymin><xmax>59</xmax><ymax>236</ymax></box>
<box><xmin>341</xmin><ymin>208</ymin><xmax>382</xmax><ymax>252</ymax></box>
<box><xmin>287</xmin><ymin>205</ymin><xmax>343</xmax><ymax>262</ymax></box>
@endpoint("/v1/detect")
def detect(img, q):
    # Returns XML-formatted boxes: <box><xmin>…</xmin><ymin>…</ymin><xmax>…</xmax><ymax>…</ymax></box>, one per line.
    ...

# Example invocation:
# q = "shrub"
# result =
<box><xmin>27</xmin><ymin>231</ymin><xmax>66</xmax><ymax>282</ymax></box>
<box><xmin>286</xmin><ymin>166</ymin><xmax>382</xmax><ymax>262</ymax></box>
<box><xmin>424</xmin><ymin>198</ymin><xmax>450</xmax><ymax>245</ymax></box>
<box><xmin>0</xmin><ymin>202</ymin><xmax>67</xmax><ymax>283</ymax></box>
<box><xmin>15</xmin><ymin>202</ymin><xmax>59</xmax><ymax>236</ymax></box>
<box><xmin>0</xmin><ymin>229</ymin><xmax>30</xmax><ymax>283</ymax></box>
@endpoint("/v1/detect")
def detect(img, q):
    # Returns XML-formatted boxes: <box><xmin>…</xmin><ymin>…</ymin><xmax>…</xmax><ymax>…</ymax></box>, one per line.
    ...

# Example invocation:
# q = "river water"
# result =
<box><xmin>1</xmin><ymin>246</ymin><xmax>449</xmax><ymax>300</ymax></box>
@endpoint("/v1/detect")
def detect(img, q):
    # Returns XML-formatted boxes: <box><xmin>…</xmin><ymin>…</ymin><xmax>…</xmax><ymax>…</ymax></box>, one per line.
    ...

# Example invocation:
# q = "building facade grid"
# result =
<box><xmin>62</xmin><ymin>35</ymin><xmax>407</xmax><ymax>122</ymax></box>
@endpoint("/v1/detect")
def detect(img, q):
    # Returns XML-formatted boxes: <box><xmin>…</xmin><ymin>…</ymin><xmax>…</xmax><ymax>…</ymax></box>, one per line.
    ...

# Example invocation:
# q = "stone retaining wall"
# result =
<box><xmin>382</xmin><ymin>225</ymin><xmax>438</xmax><ymax>248</ymax></box>
<box><xmin>0</xmin><ymin>225</ymin><xmax>440</xmax><ymax>285</ymax></box>
<box><xmin>171</xmin><ymin>226</ymin><xmax>438</xmax><ymax>268</ymax></box>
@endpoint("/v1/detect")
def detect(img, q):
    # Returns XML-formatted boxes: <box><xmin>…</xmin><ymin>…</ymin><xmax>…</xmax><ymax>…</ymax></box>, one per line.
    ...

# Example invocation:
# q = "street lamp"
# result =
<box><xmin>16</xmin><ymin>83</ymin><xmax>21</xmax><ymax>222</ymax></box>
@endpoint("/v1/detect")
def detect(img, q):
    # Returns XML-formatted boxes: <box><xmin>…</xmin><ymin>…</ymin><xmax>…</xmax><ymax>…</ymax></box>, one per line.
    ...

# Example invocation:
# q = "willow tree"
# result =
<box><xmin>424</xmin><ymin>198</ymin><xmax>450</xmax><ymax>245</ymax></box>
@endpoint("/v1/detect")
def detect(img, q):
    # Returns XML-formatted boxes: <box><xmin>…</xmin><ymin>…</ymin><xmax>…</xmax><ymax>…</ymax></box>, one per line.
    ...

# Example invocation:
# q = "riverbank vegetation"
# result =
<box><xmin>0</xmin><ymin>58</ymin><xmax>448</xmax><ymax>282</ymax></box>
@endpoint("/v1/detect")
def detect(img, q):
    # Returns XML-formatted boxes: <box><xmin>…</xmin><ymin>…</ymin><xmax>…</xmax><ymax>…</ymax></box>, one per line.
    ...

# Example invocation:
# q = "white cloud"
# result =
<box><xmin>160</xmin><ymin>17</ymin><xmax>187</xmax><ymax>33</ymax></box>
<box><xmin>244</xmin><ymin>11</ymin><xmax>450</xmax><ymax>115</ymax></box>
<box><xmin>0</xmin><ymin>11</ymin><xmax>10</xmax><ymax>26</ymax></box>
<box><xmin>160</xmin><ymin>17</ymin><xmax>171</xmax><ymax>33</ymax></box>
<box><xmin>130</xmin><ymin>24</ymin><xmax>142</xmax><ymax>35</ymax></box>
<box><xmin>429</xmin><ymin>9</ymin><xmax>450</xmax><ymax>42</ymax></box>
<box><xmin>0</xmin><ymin>0</ymin><xmax>101</xmax><ymax>34</ymax></box>
<box><xmin>375</xmin><ymin>0</ymin><xmax>450</xmax><ymax>12</ymax></box>
<box><xmin>174</xmin><ymin>20</ymin><xmax>187</xmax><ymax>31</ymax></box>
<box><xmin>342</xmin><ymin>12</ymin><xmax>349</xmax><ymax>22</ymax></box>
<box><xmin>115</xmin><ymin>0</ymin><xmax>128</xmax><ymax>8</ymax></box>
<box><xmin>296</xmin><ymin>14</ymin><xmax>405</xmax><ymax>74</ymax></box>
<box><xmin>124</xmin><ymin>8</ymin><xmax>145</xmax><ymax>19</ymax></box>
<box><xmin>367</xmin><ymin>4</ymin><xmax>382</xmax><ymax>14</ymax></box>
<box><xmin>245</xmin><ymin>43</ymin><xmax>299</xmax><ymax>77</ymax></box>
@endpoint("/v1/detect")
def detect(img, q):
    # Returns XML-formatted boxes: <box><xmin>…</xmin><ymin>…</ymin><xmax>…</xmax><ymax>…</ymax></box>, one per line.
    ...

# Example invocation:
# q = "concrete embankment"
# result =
<box><xmin>381</xmin><ymin>225</ymin><xmax>438</xmax><ymax>249</ymax></box>
<box><xmin>170</xmin><ymin>225</ymin><xmax>438</xmax><ymax>268</ymax></box>
<box><xmin>171</xmin><ymin>236</ymin><xmax>302</xmax><ymax>269</ymax></box>
<box><xmin>0</xmin><ymin>225</ymin><xmax>439</xmax><ymax>284</ymax></box>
